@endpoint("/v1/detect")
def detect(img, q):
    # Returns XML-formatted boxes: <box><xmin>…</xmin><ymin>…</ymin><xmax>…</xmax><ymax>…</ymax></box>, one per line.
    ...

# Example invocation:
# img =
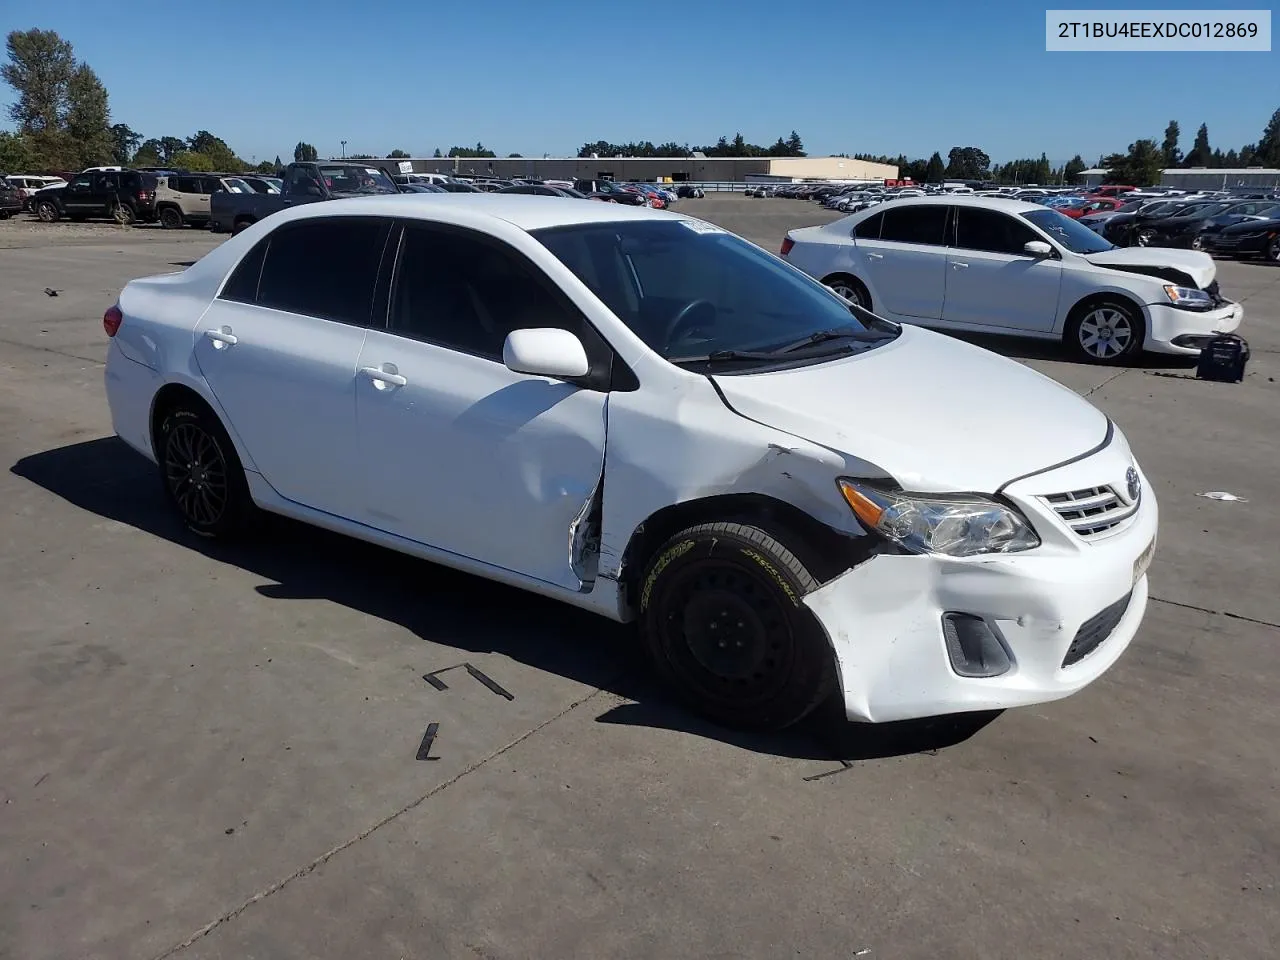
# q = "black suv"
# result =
<box><xmin>33</xmin><ymin>169</ymin><xmax>159</xmax><ymax>224</ymax></box>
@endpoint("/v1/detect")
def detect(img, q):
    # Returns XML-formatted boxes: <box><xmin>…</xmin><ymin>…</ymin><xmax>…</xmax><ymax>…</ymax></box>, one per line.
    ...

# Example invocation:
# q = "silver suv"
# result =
<box><xmin>154</xmin><ymin>174</ymin><xmax>245</xmax><ymax>229</ymax></box>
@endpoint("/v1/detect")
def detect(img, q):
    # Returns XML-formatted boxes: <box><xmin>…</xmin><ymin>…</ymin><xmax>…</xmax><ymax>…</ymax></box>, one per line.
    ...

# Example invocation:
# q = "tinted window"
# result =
<box><xmin>390</xmin><ymin>225</ymin><xmax>582</xmax><ymax>360</ymax></box>
<box><xmin>256</xmin><ymin>218</ymin><xmax>389</xmax><ymax>324</ymax></box>
<box><xmin>854</xmin><ymin>211</ymin><xmax>883</xmax><ymax>239</ymax></box>
<box><xmin>175</xmin><ymin>176</ymin><xmax>199</xmax><ymax>193</ymax></box>
<box><xmin>879</xmin><ymin>205</ymin><xmax>948</xmax><ymax>245</ymax></box>
<box><xmin>202</xmin><ymin>177</ymin><xmax>224</xmax><ymax>193</ymax></box>
<box><xmin>219</xmin><ymin>239</ymin><xmax>268</xmax><ymax>303</ymax></box>
<box><xmin>954</xmin><ymin>208</ymin><xmax>1040</xmax><ymax>255</ymax></box>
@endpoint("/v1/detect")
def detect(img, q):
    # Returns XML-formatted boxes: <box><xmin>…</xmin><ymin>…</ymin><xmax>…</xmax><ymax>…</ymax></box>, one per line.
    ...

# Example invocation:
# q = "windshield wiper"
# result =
<box><xmin>669</xmin><ymin>349</ymin><xmax>778</xmax><ymax>365</ymax></box>
<box><xmin>774</xmin><ymin>327</ymin><xmax>896</xmax><ymax>354</ymax></box>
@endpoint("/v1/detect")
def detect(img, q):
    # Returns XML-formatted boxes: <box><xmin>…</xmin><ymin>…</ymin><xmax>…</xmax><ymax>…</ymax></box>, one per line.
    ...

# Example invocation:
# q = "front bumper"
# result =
<box><xmin>1144</xmin><ymin>300</ymin><xmax>1243</xmax><ymax>355</ymax></box>
<box><xmin>804</xmin><ymin>437</ymin><xmax>1158</xmax><ymax>723</ymax></box>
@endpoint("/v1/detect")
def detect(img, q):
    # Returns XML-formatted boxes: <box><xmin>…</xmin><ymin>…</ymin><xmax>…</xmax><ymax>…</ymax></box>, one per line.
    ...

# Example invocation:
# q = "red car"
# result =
<box><xmin>1059</xmin><ymin>196</ymin><xmax>1125</xmax><ymax>219</ymax></box>
<box><xmin>1086</xmin><ymin>184</ymin><xmax>1136</xmax><ymax>199</ymax></box>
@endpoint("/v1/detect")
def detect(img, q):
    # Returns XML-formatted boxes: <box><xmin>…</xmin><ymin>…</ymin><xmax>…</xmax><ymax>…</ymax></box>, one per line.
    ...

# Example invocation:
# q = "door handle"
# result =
<box><xmin>952</xmin><ymin>262</ymin><xmax>969</xmax><ymax>269</ymax></box>
<box><xmin>361</xmin><ymin>366</ymin><xmax>407</xmax><ymax>387</ymax></box>
<box><xmin>205</xmin><ymin>327</ymin><xmax>238</xmax><ymax>347</ymax></box>
<box><xmin>867</xmin><ymin>252</ymin><xmax>884</xmax><ymax>260</ymax></box>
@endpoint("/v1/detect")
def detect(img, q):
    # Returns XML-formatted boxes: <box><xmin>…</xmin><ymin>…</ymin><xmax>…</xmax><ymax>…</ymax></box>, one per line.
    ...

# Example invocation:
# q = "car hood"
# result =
<box><xmin>710</xmin><ymin>326</ymin><xmax>1109</xmax><ymax>494</ymax></box>
<box><xmin>1083</xmin><ymin>247</ymin><xmax>1216</xmax><ymax>288</ymax></box>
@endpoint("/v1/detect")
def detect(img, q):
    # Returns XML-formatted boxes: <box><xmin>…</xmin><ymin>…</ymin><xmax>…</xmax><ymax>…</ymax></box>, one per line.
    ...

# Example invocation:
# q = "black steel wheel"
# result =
<box><xmin>158</xmin><ymin>404</ymin><xmax>254</xmax><ymax>538</ymax></box>
<box><xmin>159</xmin><ymin>206</ymin><xmax>184</xmax><ymax>229</ymax></box>
<box><xmin>638</xmin><ymin>522</ymin><xmax>835</xmax><ymax>731</ymax></box>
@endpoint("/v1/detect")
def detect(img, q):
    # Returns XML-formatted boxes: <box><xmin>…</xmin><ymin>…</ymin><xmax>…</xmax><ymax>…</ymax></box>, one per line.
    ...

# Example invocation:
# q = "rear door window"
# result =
<box><xmin>879</xmin><ymin>205</ymin><xmax>949</xmax><ymax>245</ymax></box>
<box><xmin>254</xmin><ymin>217</ymin><xmax>391</xmax><ymax>325</ymax></box>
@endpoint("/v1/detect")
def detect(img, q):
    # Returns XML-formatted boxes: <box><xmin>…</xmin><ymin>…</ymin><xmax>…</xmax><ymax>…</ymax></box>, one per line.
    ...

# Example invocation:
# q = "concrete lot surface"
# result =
<box><xmin>1</xmin><ymin>198</ymin><xmax>1277</xmax><ymax>960</ymax></box>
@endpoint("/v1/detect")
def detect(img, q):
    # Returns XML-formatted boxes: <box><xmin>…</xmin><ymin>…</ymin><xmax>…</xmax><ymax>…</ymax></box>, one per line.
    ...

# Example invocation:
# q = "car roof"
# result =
<box><xmin>879</xmin><ymin>195</ymin><xmax>1045</xmax><ymax>214</ymax></box>
<box><xmin>275</xmin><ymin>193</ymin><xmax>686</xmax><ymax>231</ymax></box>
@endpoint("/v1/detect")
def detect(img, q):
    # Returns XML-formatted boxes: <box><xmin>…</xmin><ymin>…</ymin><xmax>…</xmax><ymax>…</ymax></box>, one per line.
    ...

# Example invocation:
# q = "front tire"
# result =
<box><xmin>36</xmin><ymin>200</ymin><xmax>60</xmax><ymax>223</ymax></box>
<box><xmin>157</xmin><ymin>404</ymin><xmax>255</xmax><ymax>538</ymax></box>
<box><xmin>1065</xmin><ymin>299</ymin><xmax>1144</xmax><ymax>364</ymax></box>
<box><xmin>638</xmin><ymin>522</ymin><xmax>836</xmax><ymax>731</ymax></box>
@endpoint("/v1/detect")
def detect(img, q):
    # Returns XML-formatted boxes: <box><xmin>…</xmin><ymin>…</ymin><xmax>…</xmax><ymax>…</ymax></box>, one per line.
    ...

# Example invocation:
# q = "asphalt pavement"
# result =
<box><xmin>1</xmin><ymin>197</ymin><xmax>1277</xmax><ymax>960</ymax></box>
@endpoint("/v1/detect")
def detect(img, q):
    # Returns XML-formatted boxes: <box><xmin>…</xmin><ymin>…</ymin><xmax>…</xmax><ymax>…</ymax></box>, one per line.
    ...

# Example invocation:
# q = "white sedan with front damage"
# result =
<box><xmin>103</xmin><ymin>195</ymin><xmax>1158</xmax><ymax>730</ymax></box>
<box><xmin>781</xmin><ymin>195</ymin><xmax>1242</xmax><ymax>363</ymax></box>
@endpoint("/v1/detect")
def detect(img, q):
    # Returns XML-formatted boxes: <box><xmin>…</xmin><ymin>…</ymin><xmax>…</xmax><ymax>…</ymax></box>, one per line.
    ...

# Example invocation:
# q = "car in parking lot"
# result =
<box><xmin>1205</xmin><ymin>213</ymin><xmax>1280</xmax><ymax>261</ymax></box>
<box><xmin>780</xmin><ymin>196</ymin><xmax>1243</xmax><ymax>363</ymax></box>
<box><xmin>0</xmin><ymin>178</ymin><xmax>22</xmax><ymax>218</ymax></box>
<box><xmin>103</xmin><ymin>194</ymin><xmax>1157</xmax><ymax>731</ymax></box>
<box><xmin>32</xmin><ymin>168</ymin><xmax>159</xmax><ymax>224</ymax></box>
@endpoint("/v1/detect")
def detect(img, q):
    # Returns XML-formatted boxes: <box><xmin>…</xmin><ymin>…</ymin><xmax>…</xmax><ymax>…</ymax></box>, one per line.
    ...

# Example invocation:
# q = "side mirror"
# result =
<box><xmin>502</xmin><ymin>328</ymin><xmax>590</xmax><ymax>380</ymax></box>
<box><xmin>1024</xmin><ymin>240</ymin><xmax>1053</xmax><ymax>257</ymax></box>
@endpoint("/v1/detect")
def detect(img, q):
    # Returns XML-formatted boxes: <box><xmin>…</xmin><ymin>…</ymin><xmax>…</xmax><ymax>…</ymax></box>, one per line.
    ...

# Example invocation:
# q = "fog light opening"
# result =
<box><xmin>1172</xmin><ymin>334</ymin><xmax>1214</xmax><ymax>350</ymax></box>
<box><xmin>942</xmin><ymin>613</ymin><xmax>1013</xmax><ymax>678</ymax></box>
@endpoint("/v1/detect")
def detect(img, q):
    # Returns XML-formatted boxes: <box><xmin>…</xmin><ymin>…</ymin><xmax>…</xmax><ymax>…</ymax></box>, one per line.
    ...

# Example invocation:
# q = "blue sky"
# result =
<box><xmin>2</xmin><ymin>1</ymin><xmax>1275</xmax><ymax>166</ymax></box>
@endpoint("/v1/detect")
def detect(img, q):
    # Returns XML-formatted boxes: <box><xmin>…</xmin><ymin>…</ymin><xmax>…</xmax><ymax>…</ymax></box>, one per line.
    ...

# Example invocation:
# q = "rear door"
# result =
<box><xmin>856</xmin><ymin>203</ymin><xmax>949</xmax><ymax>319</ymax></box>
<box><xmin>193</xmin><ymin>216</ymin><xmax>394</xmax><ymax>517</ymax></box>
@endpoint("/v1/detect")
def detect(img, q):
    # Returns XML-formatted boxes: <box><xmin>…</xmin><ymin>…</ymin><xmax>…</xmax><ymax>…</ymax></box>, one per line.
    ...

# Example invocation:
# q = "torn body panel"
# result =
<box><xmin>585</xmin><ymin>375</ymin><xmax>880</xmax><ymax>621</ymax></box>
<box><xmin>569</xmin><ymin>470</ymin><xmax>603</xmax><ymax>587</ymax></box>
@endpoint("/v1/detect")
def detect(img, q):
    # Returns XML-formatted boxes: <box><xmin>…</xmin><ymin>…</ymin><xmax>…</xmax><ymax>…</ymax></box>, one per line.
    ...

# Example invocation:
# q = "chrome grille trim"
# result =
<box><xmin>1041</xmin><ymin>484</ymin><xmax>1139</xmax><ymax>538</ymax></box>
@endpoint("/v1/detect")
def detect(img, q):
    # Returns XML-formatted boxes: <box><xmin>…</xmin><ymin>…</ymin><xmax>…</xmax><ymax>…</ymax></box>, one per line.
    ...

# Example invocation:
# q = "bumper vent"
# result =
<box><xmin>1063</xmin><ymin>590</ymin><xmax>1132</xmax><ymax>667</ymax></box>
<box><xmin>1042</xmin><ymin>485</ymin><xmax>1139</xmax><ymax>538</ymax></box>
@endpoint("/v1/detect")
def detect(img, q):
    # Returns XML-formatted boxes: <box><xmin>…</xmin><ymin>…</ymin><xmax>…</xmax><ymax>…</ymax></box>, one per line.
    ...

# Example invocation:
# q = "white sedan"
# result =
<box><xmin>104</xmin><ymin>195</ymin><xmax>1157</xmax><ymax>730</ymax></box>
<box><xmin>781</xmin><ymin>195</ymin><xmax>1243</xmax><ymax>363</ymax></box>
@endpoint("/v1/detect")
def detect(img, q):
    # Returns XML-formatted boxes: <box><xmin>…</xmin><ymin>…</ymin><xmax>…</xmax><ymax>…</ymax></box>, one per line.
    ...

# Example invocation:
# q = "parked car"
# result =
<box><xmin>675</xmin><ymin>184</ymin><xmax>704</xmax><ymax>198</ymax></box>
<box><xmin>399</xmin><ymin>183</ymin><xmax>446</xmax><ymax>193</ymax></box>
<box><xmin>33</xmin><ymin>168</ymin><xmax>159</xmax><ymax>224</ymax></box>
<box><xmin>102</xmin><ymin>195</ymin><xmax>1158</xmax><ymax>731</ymax></box>
<box><xmin>0</xmin><ymin>178</ymin><xmax>23</xmax><ymax>218</ymax></box>
<box><xmin>497</xmin><ymin>184</ymin><xmax>581</xmax><ymax>197</ymax></box>
<box><xmin>155</xmin><ymin>173</ymin><xmax>248</xmax><ymax>229</ymax></box>
<box><xmin>1204</xmin><ymin>214</ymin><xmax>1280</xmax><ymax>261</ymax></box>
<box><xmin>210</xmin><ymin>161</ymin><xmax>400</xmax><ymax>234</ymax></box>
<box><xmin>1058</xmin><ymin>197</ymin><xmax>1125</xmax><ymax>219</ymax></box>
<box><xmin>4</xmin><ymin>174</ymin><xmax>65</xmax><ymax>210</ymax></box>
<box><xmin>780</xmin><ymin>196</ymin><xmax>1243</xmax><ymax>362</ymax></box>
<box><xmin>1185</xmin><ymin>200</ymin><xmax>1280</xmax><ymax>250</ymax></box>
<box><xmin>573</xmin><ymin>180</ymin><xmax>650</xmax><ymax>206</ymax></box>
<box><xmin>1087</xmin><ymin>184</ymin><xmax>1137</xmax><ymax>199</ymax></box>
<box><xmin>238</xmin><ymin>176</ymin><xmax>282</xmax><ymax>195</ymax></box>
<box><xmin>1101</xmin><ymin>200</ymin><xmax>1194</xmax><ymax>245</ymax></box>
<box><xmin>1126</xmin><ymin>202</ymin><xmax>1232</xmax><ymax>247</ymax></box>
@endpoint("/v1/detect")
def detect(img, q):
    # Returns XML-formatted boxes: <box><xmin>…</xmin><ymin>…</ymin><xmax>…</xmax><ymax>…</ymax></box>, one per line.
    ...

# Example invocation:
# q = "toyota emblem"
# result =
<box><xmin>1126</xmin><ymin>467</ymin><xmax>1141</xmax><ymax>502</ymax></box>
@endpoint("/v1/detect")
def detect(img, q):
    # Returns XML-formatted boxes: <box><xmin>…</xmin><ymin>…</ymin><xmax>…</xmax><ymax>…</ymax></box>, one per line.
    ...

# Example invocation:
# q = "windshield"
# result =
<box><xmin>532</xmin><ymin>220</ymin><xmax>898</xmax><ymax>369</ymax></box>
<box><xmin>1021</xmin><ymin>208</ymin><xmax>1115</xmax><ymax>254</ymax></box>
<box><xmin>318</xmin><ymin>165</ymin><xmax>398</xmax><ymax>195</ymax></box>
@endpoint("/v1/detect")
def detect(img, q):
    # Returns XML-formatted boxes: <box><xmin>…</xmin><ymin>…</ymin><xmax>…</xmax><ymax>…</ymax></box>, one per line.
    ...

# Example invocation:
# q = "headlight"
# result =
<box><xmin>1163</xmin><ymin>285</ymin><xmax>1214</xmax><ymax>309</ymax></box>
<box><xmin>838</xmin><ymin>480</ymin><xmax>1040</xmax><ymax>558</ymax></box>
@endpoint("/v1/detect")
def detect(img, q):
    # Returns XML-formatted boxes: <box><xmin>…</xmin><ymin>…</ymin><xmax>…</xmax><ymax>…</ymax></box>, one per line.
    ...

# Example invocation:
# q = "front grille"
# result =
<box><xmin>1063</xmin><ymin>590</ymin><xmax>1132</xmax><ymax>667</ymax></box>
<box><xmin>1042</xmin><ymin>485</ymin><xmax>1139</xmax><ymax>538</ymax></box>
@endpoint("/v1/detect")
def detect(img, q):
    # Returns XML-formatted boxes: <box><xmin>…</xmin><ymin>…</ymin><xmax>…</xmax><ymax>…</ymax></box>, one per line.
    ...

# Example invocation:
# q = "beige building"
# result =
<box><xmin>361</xmin><ymin>154</ymin><xmax>898</xmax><ymax>184</ymax></box>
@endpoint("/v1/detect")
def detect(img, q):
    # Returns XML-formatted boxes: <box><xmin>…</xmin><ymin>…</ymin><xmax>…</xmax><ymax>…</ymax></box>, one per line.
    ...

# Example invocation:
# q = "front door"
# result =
<box><xmin>60</xmin><ymin>174</ymin><xmax>96</xmax><ymax>214</ymax></box>
<box><xmin>856</xmin><ymin>203</ymin><xmax>949</xmax><ymax>319</ymax></box>
<box><xmin>943</xmin><ymin>206</ymin><xmax>1063</xmax><ymax>333</ymax></box>
<box><xmin>355</xmin><ymin>221</ymin><xmax>607</xmax><ymax>590</ymax></box>
<box><xmin>192</xmin><ymin>216</ymin><xmax>392</xmax><ymax>517</ymax></box>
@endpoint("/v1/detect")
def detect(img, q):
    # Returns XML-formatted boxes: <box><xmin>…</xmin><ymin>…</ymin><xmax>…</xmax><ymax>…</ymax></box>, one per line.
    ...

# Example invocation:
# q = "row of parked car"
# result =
<box><xmin>1</xmin><ymin>163</ymin><xmax>710</xmax><ymax>231</ymax></box>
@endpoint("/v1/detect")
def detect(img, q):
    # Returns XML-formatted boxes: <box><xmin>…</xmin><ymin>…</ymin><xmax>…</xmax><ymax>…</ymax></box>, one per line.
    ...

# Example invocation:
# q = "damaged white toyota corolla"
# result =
<box><xmin>103</xmin><ymin>195</ymin><xmax>1157</xmax><ymax>731</ymax></box>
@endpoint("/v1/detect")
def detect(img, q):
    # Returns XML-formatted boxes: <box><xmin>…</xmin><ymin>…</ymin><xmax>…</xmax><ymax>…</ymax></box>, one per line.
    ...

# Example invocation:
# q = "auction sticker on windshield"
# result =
<box><xmin>680</xmin><ymin>219</ymin><xmax>725</xmax><ymax>235</ymax></box>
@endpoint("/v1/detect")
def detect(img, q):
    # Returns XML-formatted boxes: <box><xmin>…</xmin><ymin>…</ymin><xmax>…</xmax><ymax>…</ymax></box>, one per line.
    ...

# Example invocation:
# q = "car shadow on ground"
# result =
<box><xmin>12</xmin><ymin>437</ymin><xmax>1000</xmax><ymax>766</ymax></box>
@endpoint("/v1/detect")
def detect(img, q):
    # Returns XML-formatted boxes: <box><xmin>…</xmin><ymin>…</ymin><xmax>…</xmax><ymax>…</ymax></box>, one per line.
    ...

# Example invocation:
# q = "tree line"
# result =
<box><xmin>575</xmin><ymin>132</ymin><xmax>806</xmax><ymax>159</ymax></box>
<box><xmin>1101</xmin><ymin>115</ymin><xmax>1280</xmax><ymax>186</ymax></box>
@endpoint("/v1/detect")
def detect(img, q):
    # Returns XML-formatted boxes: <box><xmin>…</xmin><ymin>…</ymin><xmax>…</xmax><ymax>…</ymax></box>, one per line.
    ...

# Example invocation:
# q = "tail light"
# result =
<box><xmin>780</xmin><ymin>237</ymin><xmax>795</xmax><ymax>256</ymax></box>
<box><xmin>104</xmin><ymin>304</ymin><xmax>123</xmax><ymax>337</ymax></box>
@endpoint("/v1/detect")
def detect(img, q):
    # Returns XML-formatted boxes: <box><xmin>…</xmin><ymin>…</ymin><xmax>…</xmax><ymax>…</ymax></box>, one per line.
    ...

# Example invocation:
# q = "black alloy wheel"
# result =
<box><xmin>158</xmin><ymin>405</ymin><xmax>253</xmax><ymax>538</ymax></box>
